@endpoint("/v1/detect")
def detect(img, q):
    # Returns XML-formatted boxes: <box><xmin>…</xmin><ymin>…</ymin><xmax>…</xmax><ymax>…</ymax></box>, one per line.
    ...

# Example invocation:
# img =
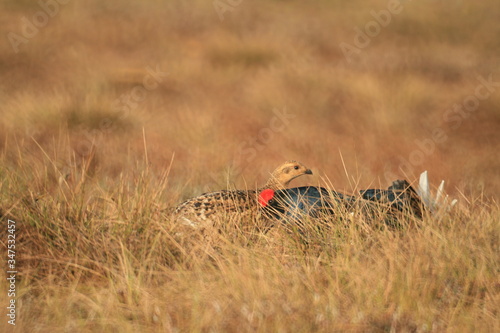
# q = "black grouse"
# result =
<box><xmin>258</xmin><ymin>179</ymin><xmax>424</xmax><ymax>225</ymax></box>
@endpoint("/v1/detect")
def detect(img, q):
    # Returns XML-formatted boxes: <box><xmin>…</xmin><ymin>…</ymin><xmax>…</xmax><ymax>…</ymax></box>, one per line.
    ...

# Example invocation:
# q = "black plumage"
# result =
<box><xmin>359</xmin><ymin>180</ymin><xmax>423</xmax><ymax>218</ymax></box>
<box><xmin>258</xmin><ymin>186</ymin><xmax>349</xmax><ymax>222</ymax></box>
<box><xmin>258</xmin><ymin>179</ymin><xmax>424</xmax><ymax>225</ymax></box>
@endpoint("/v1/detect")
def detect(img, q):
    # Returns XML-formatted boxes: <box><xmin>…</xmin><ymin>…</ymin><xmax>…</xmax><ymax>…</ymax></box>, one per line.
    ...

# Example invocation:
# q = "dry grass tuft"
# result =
<box><xmin>1</xmin><ymin>152</ymin><xmax>498</xmax><ymax>332</ymax></box>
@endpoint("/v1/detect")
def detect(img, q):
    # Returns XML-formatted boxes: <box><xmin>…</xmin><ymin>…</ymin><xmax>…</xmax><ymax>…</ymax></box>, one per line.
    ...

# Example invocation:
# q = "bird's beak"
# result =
<box><xmin>305</xmin><ymin>169</ymin><xmax>313</xmax><ymax>175</ymax></box>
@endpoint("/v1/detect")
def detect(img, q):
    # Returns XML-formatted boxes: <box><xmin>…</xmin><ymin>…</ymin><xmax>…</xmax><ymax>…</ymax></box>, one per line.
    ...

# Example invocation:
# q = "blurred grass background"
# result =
<box><xmin>0</xmin><ymin>0</ymin><xmax>499</xmax><ymax>331</ymax></box>
<box><xmin>1</xmin><ymin>0</ymin><xmax>499</xmax><ymax>196</ymax></box>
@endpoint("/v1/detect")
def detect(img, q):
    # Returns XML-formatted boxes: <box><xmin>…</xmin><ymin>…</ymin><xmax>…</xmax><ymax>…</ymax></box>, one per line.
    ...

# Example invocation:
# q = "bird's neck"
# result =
<box><xmin>261</xmin><ymin>178</ymin><xmax>287</xmax><ymax>191</ymax></box>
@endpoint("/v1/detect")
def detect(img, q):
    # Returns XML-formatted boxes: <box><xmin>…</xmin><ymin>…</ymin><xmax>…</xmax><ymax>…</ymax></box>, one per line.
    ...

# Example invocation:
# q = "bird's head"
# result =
<box><xmin>264</xmin><ymin>160</ymin><xmax>312</xmax><ymax>189</ymax></box>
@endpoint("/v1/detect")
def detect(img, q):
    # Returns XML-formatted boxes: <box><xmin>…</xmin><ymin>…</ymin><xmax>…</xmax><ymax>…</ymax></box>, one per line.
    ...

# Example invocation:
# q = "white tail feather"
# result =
<box><xmin>418</xmin><ymin>171</ymin><xmax>457</xmax><ymax>213</ymax></box>
<box><xmin>418</xmin><ymin>171</ymin><xmax>431</xmax><ymax>208</ymax></box>
<box><xmin>436</xmin><ymin>180</ymin><xmax>445</xmax><ymax>203</ymax></box>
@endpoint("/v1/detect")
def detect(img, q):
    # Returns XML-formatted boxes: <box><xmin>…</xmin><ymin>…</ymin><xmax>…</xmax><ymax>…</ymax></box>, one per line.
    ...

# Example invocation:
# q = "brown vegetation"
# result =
<box><xmin>0</xmin><ymin>0</ymin><xmax>499</xmax><ymax>331</ymax></box>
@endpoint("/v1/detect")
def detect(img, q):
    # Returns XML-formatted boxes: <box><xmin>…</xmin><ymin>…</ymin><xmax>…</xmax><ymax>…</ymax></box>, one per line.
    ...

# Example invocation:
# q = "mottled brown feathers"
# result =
<box><xmin>174</xmin><ymin>161</ymin><xmax>312</xmax><ymax>228</ymax></box>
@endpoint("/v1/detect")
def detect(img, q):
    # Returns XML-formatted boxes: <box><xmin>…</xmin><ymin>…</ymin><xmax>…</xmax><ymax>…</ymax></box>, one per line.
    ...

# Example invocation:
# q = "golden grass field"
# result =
<box><xmin>1</xmin><ymin>0</ymin><xmax>499</xmax><ymax>331</ymax></box>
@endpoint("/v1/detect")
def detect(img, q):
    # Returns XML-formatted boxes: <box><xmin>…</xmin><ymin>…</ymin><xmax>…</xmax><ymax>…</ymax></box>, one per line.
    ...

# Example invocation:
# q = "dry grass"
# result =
<box><xmin>0</xmin><ymin>0</ymin><xmax>499</xmax><ymax>331</ymax></box>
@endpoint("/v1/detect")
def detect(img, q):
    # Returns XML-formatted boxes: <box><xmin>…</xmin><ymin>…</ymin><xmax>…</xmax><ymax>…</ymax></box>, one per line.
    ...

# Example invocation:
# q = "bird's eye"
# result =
<box><xmin>269</xmin><ymin>199</ymin><xmax>275</xmax><ymax>205</ymax></box>
<box><xmin>294</xmin><ymin>166</ymin><xmax>299</xmax><ymax>170</ymax></box>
